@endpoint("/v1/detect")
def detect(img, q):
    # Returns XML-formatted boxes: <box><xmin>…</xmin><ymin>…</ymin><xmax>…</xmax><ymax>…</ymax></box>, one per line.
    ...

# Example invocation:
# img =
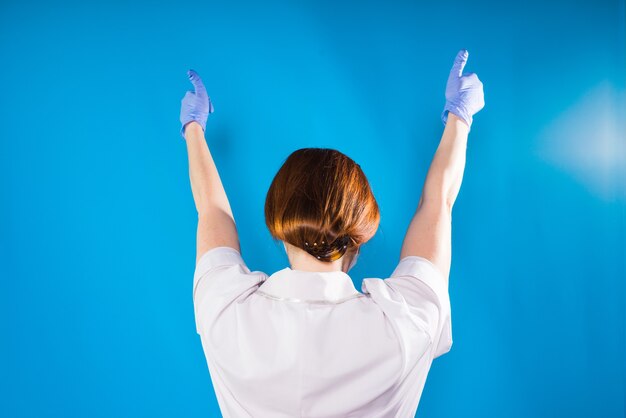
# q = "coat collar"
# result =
<box><xmin>256</xmin><ymin>267</ymin><xmax>365</xmax><ymax>304</ymax></box>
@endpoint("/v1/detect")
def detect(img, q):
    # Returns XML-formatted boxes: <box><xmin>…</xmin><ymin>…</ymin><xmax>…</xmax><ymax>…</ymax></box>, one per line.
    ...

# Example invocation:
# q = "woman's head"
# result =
<box><xmin>265</xmin><ymin>148</ymin><xmax>380</xmax><ymax>267</ymax></box>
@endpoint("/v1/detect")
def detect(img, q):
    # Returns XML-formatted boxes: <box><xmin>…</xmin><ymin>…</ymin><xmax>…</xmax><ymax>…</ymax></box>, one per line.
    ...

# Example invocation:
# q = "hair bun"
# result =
<box><xmin>303</xmin><ymin>235</ymin><xmax>351</xmax><ymax>261</ymax></box>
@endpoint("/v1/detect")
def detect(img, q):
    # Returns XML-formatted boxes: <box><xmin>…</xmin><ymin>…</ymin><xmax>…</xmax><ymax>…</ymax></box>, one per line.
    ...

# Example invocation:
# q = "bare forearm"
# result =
<box><xmin>420</xmin><ymin>113</ymin><xmax>470</xmax><ymax>211</ymax></box>
<box><xmin>184</xmin><ymin>122</ymin><xmax>234</xmax><ymax>219</ymax></box>
<box><xmin>400</xmin><ymin>114</ymin><xmax>468</xmax><ymax>279</ymax></box>
<box><xmin>400</xmin><ymin>51</ymin><xmax>483</xmax><ymax>281</ymax></box>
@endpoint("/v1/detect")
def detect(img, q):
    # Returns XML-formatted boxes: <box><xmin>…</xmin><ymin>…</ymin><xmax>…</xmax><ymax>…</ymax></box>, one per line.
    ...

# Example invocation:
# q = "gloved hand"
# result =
<box><xmin>441</xmin><ymin>49</ymin><xmax>485</xmax><ymax>131</ymax></box>
<box><xmin>180</xmin><ymin>69</ymin><xmax>214</xmax><ymax>139</ymax></box>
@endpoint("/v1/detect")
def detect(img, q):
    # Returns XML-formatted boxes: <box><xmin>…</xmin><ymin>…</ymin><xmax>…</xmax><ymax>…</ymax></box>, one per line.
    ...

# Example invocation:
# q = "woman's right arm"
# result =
<box><xmin>399</xmin><ymin>49</ymin><xmax>484</xmax><ymax>282</ymax></box>
<box><xmin>400</xmin><ymin>113</ymin><xmax>469</xmax><ymax>282</ymax></box>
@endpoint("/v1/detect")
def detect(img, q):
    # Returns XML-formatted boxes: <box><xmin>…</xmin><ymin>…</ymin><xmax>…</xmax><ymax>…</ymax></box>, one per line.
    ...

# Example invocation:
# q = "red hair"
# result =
<box><xmin>265</xmin><ymin>148</ymin><xmax>380</xmax><ymax>262</ymax></box>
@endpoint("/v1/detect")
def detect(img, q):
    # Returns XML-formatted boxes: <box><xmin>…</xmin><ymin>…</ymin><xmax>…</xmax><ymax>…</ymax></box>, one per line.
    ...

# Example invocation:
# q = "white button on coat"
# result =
<box><xmin>193</xmin><ymin>247</ymin><xmax>453</xmax><ymax>417</ymax></box>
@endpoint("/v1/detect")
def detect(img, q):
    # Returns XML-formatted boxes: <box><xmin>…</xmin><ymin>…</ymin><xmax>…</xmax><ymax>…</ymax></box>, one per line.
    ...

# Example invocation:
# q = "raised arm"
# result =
<box><xmin>180</xmin><ymin>70</ymin><xmax>241</xmax><ymax>265</ymax></box>
<box><xmin>400</xmin><ymin>50</ymin><xmax>485</xmax><ymax>282</ymax></box>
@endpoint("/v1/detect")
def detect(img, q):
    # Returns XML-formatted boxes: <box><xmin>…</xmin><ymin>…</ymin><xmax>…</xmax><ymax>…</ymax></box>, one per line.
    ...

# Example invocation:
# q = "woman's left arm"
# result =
<box><xmin>180</xmin><ymin>70</ymin><xmax>241</xmax><ymax>265</ymax></box>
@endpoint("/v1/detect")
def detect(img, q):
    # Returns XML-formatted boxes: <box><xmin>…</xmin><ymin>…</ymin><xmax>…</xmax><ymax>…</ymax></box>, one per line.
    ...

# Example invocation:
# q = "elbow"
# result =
<box><xmin>418</xmin><ymin>194</ymin><xmax>454</xmax><ymax>217</ymax></box>
<box><xmin>444</xmin><ymin>199</ymin><xmax>454</xmax><ymax>214</ymax></box>
<box><xmin>445</xmin><ymin>192</ymin><xmax>456</xmax><ymax>214</ymax></box>
<box><xmin>422</xmin><ymin>171</ymin><xmax>458</xmax><ymax>212</ymax></box>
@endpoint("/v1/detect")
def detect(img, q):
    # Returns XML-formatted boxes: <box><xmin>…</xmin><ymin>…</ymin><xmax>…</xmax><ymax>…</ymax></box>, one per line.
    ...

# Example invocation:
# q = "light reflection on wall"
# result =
<box><xmin>535</xmin><ymin>81</ymin><xmax>625</xmax><ymax>202</ymax></box>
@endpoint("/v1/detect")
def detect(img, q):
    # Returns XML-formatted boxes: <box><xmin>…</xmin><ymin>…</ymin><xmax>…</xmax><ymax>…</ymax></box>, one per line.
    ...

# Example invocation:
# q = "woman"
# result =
<box><xmin>181</xmin><ymin>49</ymin><xmax>484</xmax><ymax>417</ymax></box>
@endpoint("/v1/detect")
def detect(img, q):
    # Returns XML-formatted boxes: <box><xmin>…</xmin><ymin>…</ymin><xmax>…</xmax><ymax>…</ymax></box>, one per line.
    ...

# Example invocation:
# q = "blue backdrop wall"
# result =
<box><xmin>1</xmin><ymin>1</ymin><xmax>624</xmax><ymax>417</ymax></box>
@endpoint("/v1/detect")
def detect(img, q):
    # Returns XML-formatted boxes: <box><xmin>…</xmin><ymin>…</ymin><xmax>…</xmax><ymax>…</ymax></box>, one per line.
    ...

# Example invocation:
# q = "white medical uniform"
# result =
<box><xmin>193</xmin><ymin>246</ymin><xmax>452</xmax><ymax>418</ymax></box>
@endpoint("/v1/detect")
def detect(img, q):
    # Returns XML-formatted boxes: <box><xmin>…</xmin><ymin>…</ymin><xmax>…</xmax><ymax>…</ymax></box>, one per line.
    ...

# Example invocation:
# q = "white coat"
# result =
<box><xmin>193</xmin><ymin>246</ymin><xmax>452</xmax><ymax>417</ymax></box>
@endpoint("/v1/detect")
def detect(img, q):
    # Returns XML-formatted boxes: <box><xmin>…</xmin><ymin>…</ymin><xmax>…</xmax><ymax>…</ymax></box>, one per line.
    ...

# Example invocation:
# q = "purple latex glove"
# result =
<box><xmin>441</xmin><ymin>49</ymin><xmax>485</xmax><ymax>131</ymax></box>
<box><xmin>180</xmin><ymin>69</ymin><xmax>214</xmax><ymax>139</ymax></box>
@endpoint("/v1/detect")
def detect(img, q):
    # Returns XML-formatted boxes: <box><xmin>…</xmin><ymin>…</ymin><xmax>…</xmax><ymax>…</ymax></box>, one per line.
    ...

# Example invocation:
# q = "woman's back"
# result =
<box><xmin>194</xmin><ymin>247</ymin><xmax>452</xmax><ymax>418</ymax></box>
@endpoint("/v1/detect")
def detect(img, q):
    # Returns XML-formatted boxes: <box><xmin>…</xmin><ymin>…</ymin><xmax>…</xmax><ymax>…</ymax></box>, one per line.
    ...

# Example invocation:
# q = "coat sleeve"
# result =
<box><xmin>362</xmin><ymin>256</ymin><xmax>453</xmax><ymax>359</ymax></box>
<box><xmin>192</xmin><ymin>246</ymin><xmax>267</xmax><ymax>335</ymax></box>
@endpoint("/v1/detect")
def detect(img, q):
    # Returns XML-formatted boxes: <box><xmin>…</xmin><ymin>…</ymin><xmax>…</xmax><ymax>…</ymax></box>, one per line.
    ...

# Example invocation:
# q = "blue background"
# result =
<box><xmin>1</xmin><ymin>1</ymin><xmax>624</xmax><ymax>417</ymax></box>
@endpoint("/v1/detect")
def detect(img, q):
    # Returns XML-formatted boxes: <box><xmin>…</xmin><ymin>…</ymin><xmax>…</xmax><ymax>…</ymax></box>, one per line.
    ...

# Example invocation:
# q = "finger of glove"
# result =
<box><xmin>181</xmin><ymin>91</ymin><xmax>196</xmax><ymax>103</ymax></box>
<box><xmin>188</xmin><ymin>69</ymin><xmax>208</xmax><ymax>98</ymax></box>
<box><xmin>208</xmin><ymin>99</ymin><xmax>214</xmax><ymax>113</ymax></box>
<box><xmin>460</xmin><ymin>74</ymin><xmax>483</xmax><ymax>89</ymax></box>
<box><xmin>463</xmin><ymin>72</ymin><xmax>482</xmax><ymax>85</ymax></box>
<box><xmin>450</xmin><ymin>49</ymin><xmax>469</xmax><ymax>78</ymax></box>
